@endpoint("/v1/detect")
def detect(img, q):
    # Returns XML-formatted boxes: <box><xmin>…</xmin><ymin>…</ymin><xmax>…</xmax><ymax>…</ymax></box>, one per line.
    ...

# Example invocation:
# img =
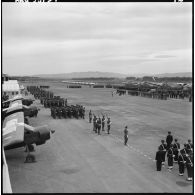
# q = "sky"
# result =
<box><xmin>2</xmin><ymin>2</ymin><xmax>192</xmax><ymax>76</ymax></box>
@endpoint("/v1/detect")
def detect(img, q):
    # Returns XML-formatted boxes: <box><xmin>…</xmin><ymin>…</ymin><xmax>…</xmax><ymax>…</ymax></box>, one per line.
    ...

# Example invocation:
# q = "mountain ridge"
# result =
<box><xmin>31</xmin><ymin>71</ymin><xmax>192</xmax><ymax>79</ymax></box>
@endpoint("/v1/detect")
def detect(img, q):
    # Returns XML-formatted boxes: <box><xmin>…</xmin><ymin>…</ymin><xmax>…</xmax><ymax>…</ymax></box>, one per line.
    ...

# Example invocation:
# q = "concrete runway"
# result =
<box><xmin>5</xmin><ymin>84</ymin><xmax>193</xmax><ymax>193</ymax></box>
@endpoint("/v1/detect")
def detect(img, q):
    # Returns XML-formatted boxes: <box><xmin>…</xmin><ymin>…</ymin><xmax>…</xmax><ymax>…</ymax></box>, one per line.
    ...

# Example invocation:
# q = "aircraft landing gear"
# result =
<box><xmin>24</xmin><ymin>144</ymin><xmax>35</xmax><ymax>152</ymax></box>
<box><xmin>24</xmin><ymin>144</ymin><xmax>36</xmax><ymax>163</ymax></box>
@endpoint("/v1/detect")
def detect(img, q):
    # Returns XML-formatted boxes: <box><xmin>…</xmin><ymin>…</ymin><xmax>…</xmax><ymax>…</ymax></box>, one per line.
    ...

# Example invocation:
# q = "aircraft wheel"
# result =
<box><xmin>25</xmin><ymin>154</ymin><xmax>36</xmax><ymax>163</ymax></box>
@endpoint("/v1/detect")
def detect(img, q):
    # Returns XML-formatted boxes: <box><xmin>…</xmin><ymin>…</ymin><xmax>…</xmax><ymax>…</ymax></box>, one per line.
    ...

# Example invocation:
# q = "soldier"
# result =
<box><xmin>178</xmin><ymin>151</ymin><xmax>186</xmax><ymax>176</ymax></box>
<box><xmin>166</xmin><ymin>131</ymin><xmax>173</xmax><ymax>151</ymax></box>
<box><xmin>186</xmin><ymin>139</ymin><xmax>193</xmax><ymax>154</ymax></box>
<box><xmin>180</xmin><ymin>143</ymin><xmax>188</xmax><ymax>157</ymax></box>
<box><xmin>173</xmin><ymin>139</ymin><xmax>180</xmax><ymax>163</ymax></box>
<box><xmin>89</xmin><ymin>110</ymin><xmax>92</xmax><ymax>123</ymax></box>
<box><xmin>186</xmin><ymin>153</ymin><xmax>193</xmax><ymax>181</ymax></box>
<box><xmin>124</xmin><ymin>126</ymin><xmax>128</xmax><ymax>146</ymax></box>
<box><xmin>93</xmin><ymin>115</ymin><xmax>97</xmax><ymax>133</ymax></box>
<box><xmin>159</xmin><ymin>140</ymin><xmax>167</xmax><ymax>166</ymax></box>
<box><xmin>155</xmin><ymin>146</ymin><xmax>163</xmax><ymax>171</ymax></box>
<box><xmin>97</xmin><ymin>117</ymin><xmax>102</xmax><ymax>135</ymax></box>
<box><xmin>107</xmin><ymin>117</ymin><xmax>112</xmax><ymax>134</ymax></box>
<box><xmin>167</xmin><ymin>144</ymin><xmax>174</xmax><ymax>170</ymax></box>
<box><xmin>101</xmin><ymin>115</ymin><xmax>106</xmax><ymax>131</ymax></box>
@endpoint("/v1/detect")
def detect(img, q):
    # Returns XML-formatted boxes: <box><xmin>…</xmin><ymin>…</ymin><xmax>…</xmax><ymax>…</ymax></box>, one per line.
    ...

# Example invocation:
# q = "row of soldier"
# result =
<box><xmin>27</xmin><ymin>85</ymin><xmax>85</xmax><ymax>120</ymax></box>
<box><xmin>41</xmin><ymin>97</ymin><xmax>67</xmax><ymax>108</ymax></box>
<box><xmin>50</xmin><ymin>105</ymin><xmax>85</xmax><ymax>119</ymax></box>
<box><xmin>156</xmin><ymin>131</ymin><xmax>193</xmax><ymax>181</ymax></box>
<box><xmin>89</xmin><ymin>110</ymin><xmax>112</xmax><ymax>135</ymax></box>
<box><xmin>27</xmin><ymin>86</ymin><xmax>54</xmax><ymax>99</ymax></box>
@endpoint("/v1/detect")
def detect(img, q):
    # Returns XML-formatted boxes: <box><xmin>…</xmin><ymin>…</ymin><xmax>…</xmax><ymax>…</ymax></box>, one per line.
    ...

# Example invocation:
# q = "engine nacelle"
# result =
<box><xmin>22</xmin><ymin>99</ymin><xmax>34</xmax><ymax>106</ymax></box>
<box><xmin>24</xmin><ymin>125</ymin><xmax>54</xmax><ymax>146</ymax></box>
<box><xmin>23</xmin><ymin>105</ymin><xmax>40</xmax><ymax>117</ymax></box>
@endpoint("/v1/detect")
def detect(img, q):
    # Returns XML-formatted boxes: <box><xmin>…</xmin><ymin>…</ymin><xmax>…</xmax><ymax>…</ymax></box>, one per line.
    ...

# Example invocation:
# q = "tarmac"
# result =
<box><xmin>5</xmin><ymin>86</ymin><xmax>193</xmax><ymax>193</ymax></box>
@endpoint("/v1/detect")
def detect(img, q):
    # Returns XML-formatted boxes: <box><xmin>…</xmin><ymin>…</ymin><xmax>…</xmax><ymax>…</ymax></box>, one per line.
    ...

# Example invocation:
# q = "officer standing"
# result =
<box><xmin>93</xmin><ymin>115</ymin><xmax>97</xmax><ymax>133</ymax></box>
<box><xmin>124</xmin><ymin>126</ymin><xmax>128</xmax><ymax>146</ymax></box>
<box><xmin>101</xmin><ymin>115</ymin><xmax>106</xmax><ymax>131</ymax></box>
<box><xmin>89</xmin><ymin>110</ymin><xmax>92</xmax><ymax>123</ymax></box>
<box><xmin>167</xmin><ymin>144</ymin><xmax>174</xmax><ymax>170</ymax></box>
<box><xmin>159</xmin><ymin>140</ymin><xmax>167</xmax><ymax>166</ymax></box>
<box><xmin>186</xmin><ymin>139</ymin><xmax>193</xmax><ymax>154</ymax></box>
<box><xmin>173</xmin><ymin>139</ymin><xmax>180</xmax><ymax>163</ymax></box>
<box><xmin>178</xmin><ymin>151</ymin><xmax>186</xmax><ymax>176</ymax></box>
<box><xmin>155</xmin><ymin>146</ymin><xmax>163</xmax><ymax>171</ymax></box>
<box><xmin>186</xmin><ymin>152</ymin><xmax>193</xmax><ymax>181</ymax></box>
<box><xmin>166</xmin><ymin>131</ymin><xmax>173</xmax><ymax>150</ymax></box>
<box><xmin>107</xmin><ymin>117</ymin><xmax>112</xmax><ymax>134</ymax></box>
<box><xmin>97</xmin><ymin>117</ymin><xmax>101</xmax><ymax>135</ymax></box>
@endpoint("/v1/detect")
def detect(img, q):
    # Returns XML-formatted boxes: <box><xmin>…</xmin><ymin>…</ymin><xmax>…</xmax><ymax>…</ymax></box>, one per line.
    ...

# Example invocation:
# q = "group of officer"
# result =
<box><xmin>155</xmin><ymin>131</ymin><xmax>193</xmax><ymax>181</ymax></box>
<box><xmin>89</xmin><ymin>110</ymin><xmax>112</xmax><ymax>135</ymax></box>
<box><xmin>50</xmin><ymin>104</ymin><xmax>85</xmax><ymax>119</ymax></box>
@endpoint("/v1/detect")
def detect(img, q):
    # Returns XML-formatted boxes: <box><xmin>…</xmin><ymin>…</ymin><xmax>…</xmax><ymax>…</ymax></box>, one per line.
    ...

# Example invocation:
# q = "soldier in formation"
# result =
<box><xmin>155</xmin><ymin>146</ymin><xmax>164</xmax><ymax>171</ymax></box>
<box><xmin>157</xmin><ymin>134</ymin><xmax>193</xmax><ymax>181</ymax></box>
<box><xmin>89</xmin><ymin>110</ymin><xmax>92</xmax><ymax>123</ymax></box>
<box><xmin>107</xmin><ymin>117</ymin><xmax>111</xmax><ymax>134</ymax></box>
<box><xmin>166</xmin><ymin>131</ymin><xmax>173</xmax><ymax>151</ymax></box>
<box><xmin>97</xmin><ymin>117</ymin><xmax>102</xmax><ymax>135</ymax></box>
<box><xmin>124</xmin><ymin>126</ymin><xmax>128</xmax><ymax>146</ymax></box>
<box><xmin>173</xmin><ymin>139</ymin><xmax>180</xmax><ymax>162</ymax></box>
<box><xmin>101</xmin><ymin>115</ymin><xmax>106</xmax><ymax>131</ymax></box>
<box><xmin>159</xmin><ymin>140</ymin><xmax>167</xmax><ymax>166</ymax></box>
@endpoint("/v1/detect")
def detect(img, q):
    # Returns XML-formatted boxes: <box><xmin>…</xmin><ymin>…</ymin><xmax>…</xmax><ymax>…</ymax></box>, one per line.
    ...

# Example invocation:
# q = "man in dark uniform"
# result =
<box><xmin>186</xmin><ymin>139</ymin><xmax>193</xmax><ymax>154</ymax></box>
<box><xmin>124</xmin><ymin>126</ymin><xmax>128</xmax><ymax>146</ymax></box>
<box><xmin>155</xmin><ymin>146</ymin><xmax>163</xmax><ymax>171</ymax></box>
<box><xmin>97</xmin><ymin>117</ymin><xmax>101</xmax><ymax>135</ymax></box>
<box><xmin>178</xmin><ymin>151</ymin><xmax>186</xmax><ymax>176</ymax></box>
<box><xmin>93</xmin><ymin>115</ymin><xmax>97</xmax><ymax>133</ymax></box>
<box><xmin>186</xmin><ymin>152</ymin><xmax>193</xmax><ymax>181</ymax></box>
<box><xmin>101</xmin><ymin>115</ymin><xmax>106</xmax><ymax>131</ymax></box>
<box><xmin>180</xmin><ymin>143</ymin><xmax>188</xmax><ymax>157</ymax></box>
<box><xmin>159</xmin><ymin>140</ymin><xmax>167</xmax><ymax>166</ymax></box>
<box><xmin>173</xmin><ymin>139</ymin><xmax>180</xmax><ymax>163</ymax></box>
<box><xmin>107</xmin><ymin>117</ymin><xmax>111</xmax><ymax>134</ymax></box>
<box><xmin>166</xmin><ymin>131</ymin><xmax>173</xmax><ymax>150</ymax></box>
<box><xmin>167</xmin><ymin>144</ymin><xmax>174</xmax><ymax>170</ymax></box>
<box><xmin>89</xmin><ymin>110</ymin><xmax>92</xmax><ymax>123</ymax></box>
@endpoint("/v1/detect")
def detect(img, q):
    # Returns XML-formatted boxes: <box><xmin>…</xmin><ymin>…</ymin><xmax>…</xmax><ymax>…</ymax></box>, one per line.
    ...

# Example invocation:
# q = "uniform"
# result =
<box><xmin>186</xmin><ymin>154</ymin><xmax>193</xmax><ymax>181</ymax></box>
<box><xmin>124</xmin><ymin>127</ymin><xmax>128</xmax><ymax>145</ymax></box>
<box><xmin>159</xmin><ymin>142</ymin><xmax>167</xmax><ymax>165</ymax></box>
<box><xmin>167</xmin><ymin>146</ymin><xmax>174</xmax><ymax>169</ymax></box>
<box><xmin>107</xmin><ymin>118</ymin><xmax>111</xmax><ymax>134</ymax></box>
<box><xmin>173</xmin><ymin>140</ymin><xmax>180</xmax><ymax>162</ymax></box>
<box><xmin>97</xmin><ymin>118</ymin><xmax>101</xmax><ymax>135</ymax></box>
<box><xmin>93</xmin><ymin>116</ymin><xmax>97</xmax><ymax>133</ymax></box>
<box><xmin>155</xmin><ymin>148</ymin><xmax>163</xmax><ymax>171</ymax></box>
<box><xmin>186</xmin><ymin>141</ymin><xmax>193</xmax><ymax>155</ymax></box>
<box><xmin>178</xmin><ymin>153</ymin><xmax>186</xmax><ymax>176</ymax></box>
<box><xmin>89</xmin><ymin>111</ymin><xmax>92</xmax><ymax>123</ymax></box>
<box><xmin>166</xmin><ymin>132</ymin><xmax>173</xmax><ymax>150</ymax></box>
<box><xmin>101</xmin><ymin>116</ymin><xmax>106</xmax><ymax>131</ymax></box>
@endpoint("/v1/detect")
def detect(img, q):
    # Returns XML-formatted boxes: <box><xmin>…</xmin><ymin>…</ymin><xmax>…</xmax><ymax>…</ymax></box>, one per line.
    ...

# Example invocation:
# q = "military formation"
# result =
<box><xmin>89</xmin><ymin>110</ymin><xmax>111</xmax><ymax>135</ymax></box>
<box><xmin>155</xmin><ymin>131</ymin><xmax>193</xmax><ymax>181</ymax></box>
<box><xmin>27</xmin><ymin>85</ymin><xmax>85</xmax><ymax>120</ymax></box>
<box><xmin>50</xmin><ymin>104</ymin><xmax>85</xmax><ymax>119</ymax></box>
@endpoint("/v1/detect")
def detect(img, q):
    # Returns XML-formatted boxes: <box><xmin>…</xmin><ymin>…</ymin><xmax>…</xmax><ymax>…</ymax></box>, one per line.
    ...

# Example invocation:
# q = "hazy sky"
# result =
<box><xmin>2</xmin><ymin>3</ymin><xmax>192</xmax><ymax>76</ymax></box>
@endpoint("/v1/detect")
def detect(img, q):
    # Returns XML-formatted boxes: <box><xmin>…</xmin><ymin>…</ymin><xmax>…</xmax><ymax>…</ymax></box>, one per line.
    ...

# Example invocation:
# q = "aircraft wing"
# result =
<box><xmin>3</xmin><ymin>111</ymin><xmax>24</xmax><ymax>148</ymax></box>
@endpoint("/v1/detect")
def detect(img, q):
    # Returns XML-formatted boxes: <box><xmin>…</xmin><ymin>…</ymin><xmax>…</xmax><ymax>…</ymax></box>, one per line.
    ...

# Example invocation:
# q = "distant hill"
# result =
<box><xmin>33</xmin><ymin>71</ymin><xmax>128</xmax><ymax>79</ymax></box>
<box><xmin>32</xmin><ymin>71</ymin><xmax>192</xmax><ymax>79</ymax></box>
<box><xmin>154</xmin><ymin>72</ymin><xmax>192</xmax><ymax>78</ymax></box>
